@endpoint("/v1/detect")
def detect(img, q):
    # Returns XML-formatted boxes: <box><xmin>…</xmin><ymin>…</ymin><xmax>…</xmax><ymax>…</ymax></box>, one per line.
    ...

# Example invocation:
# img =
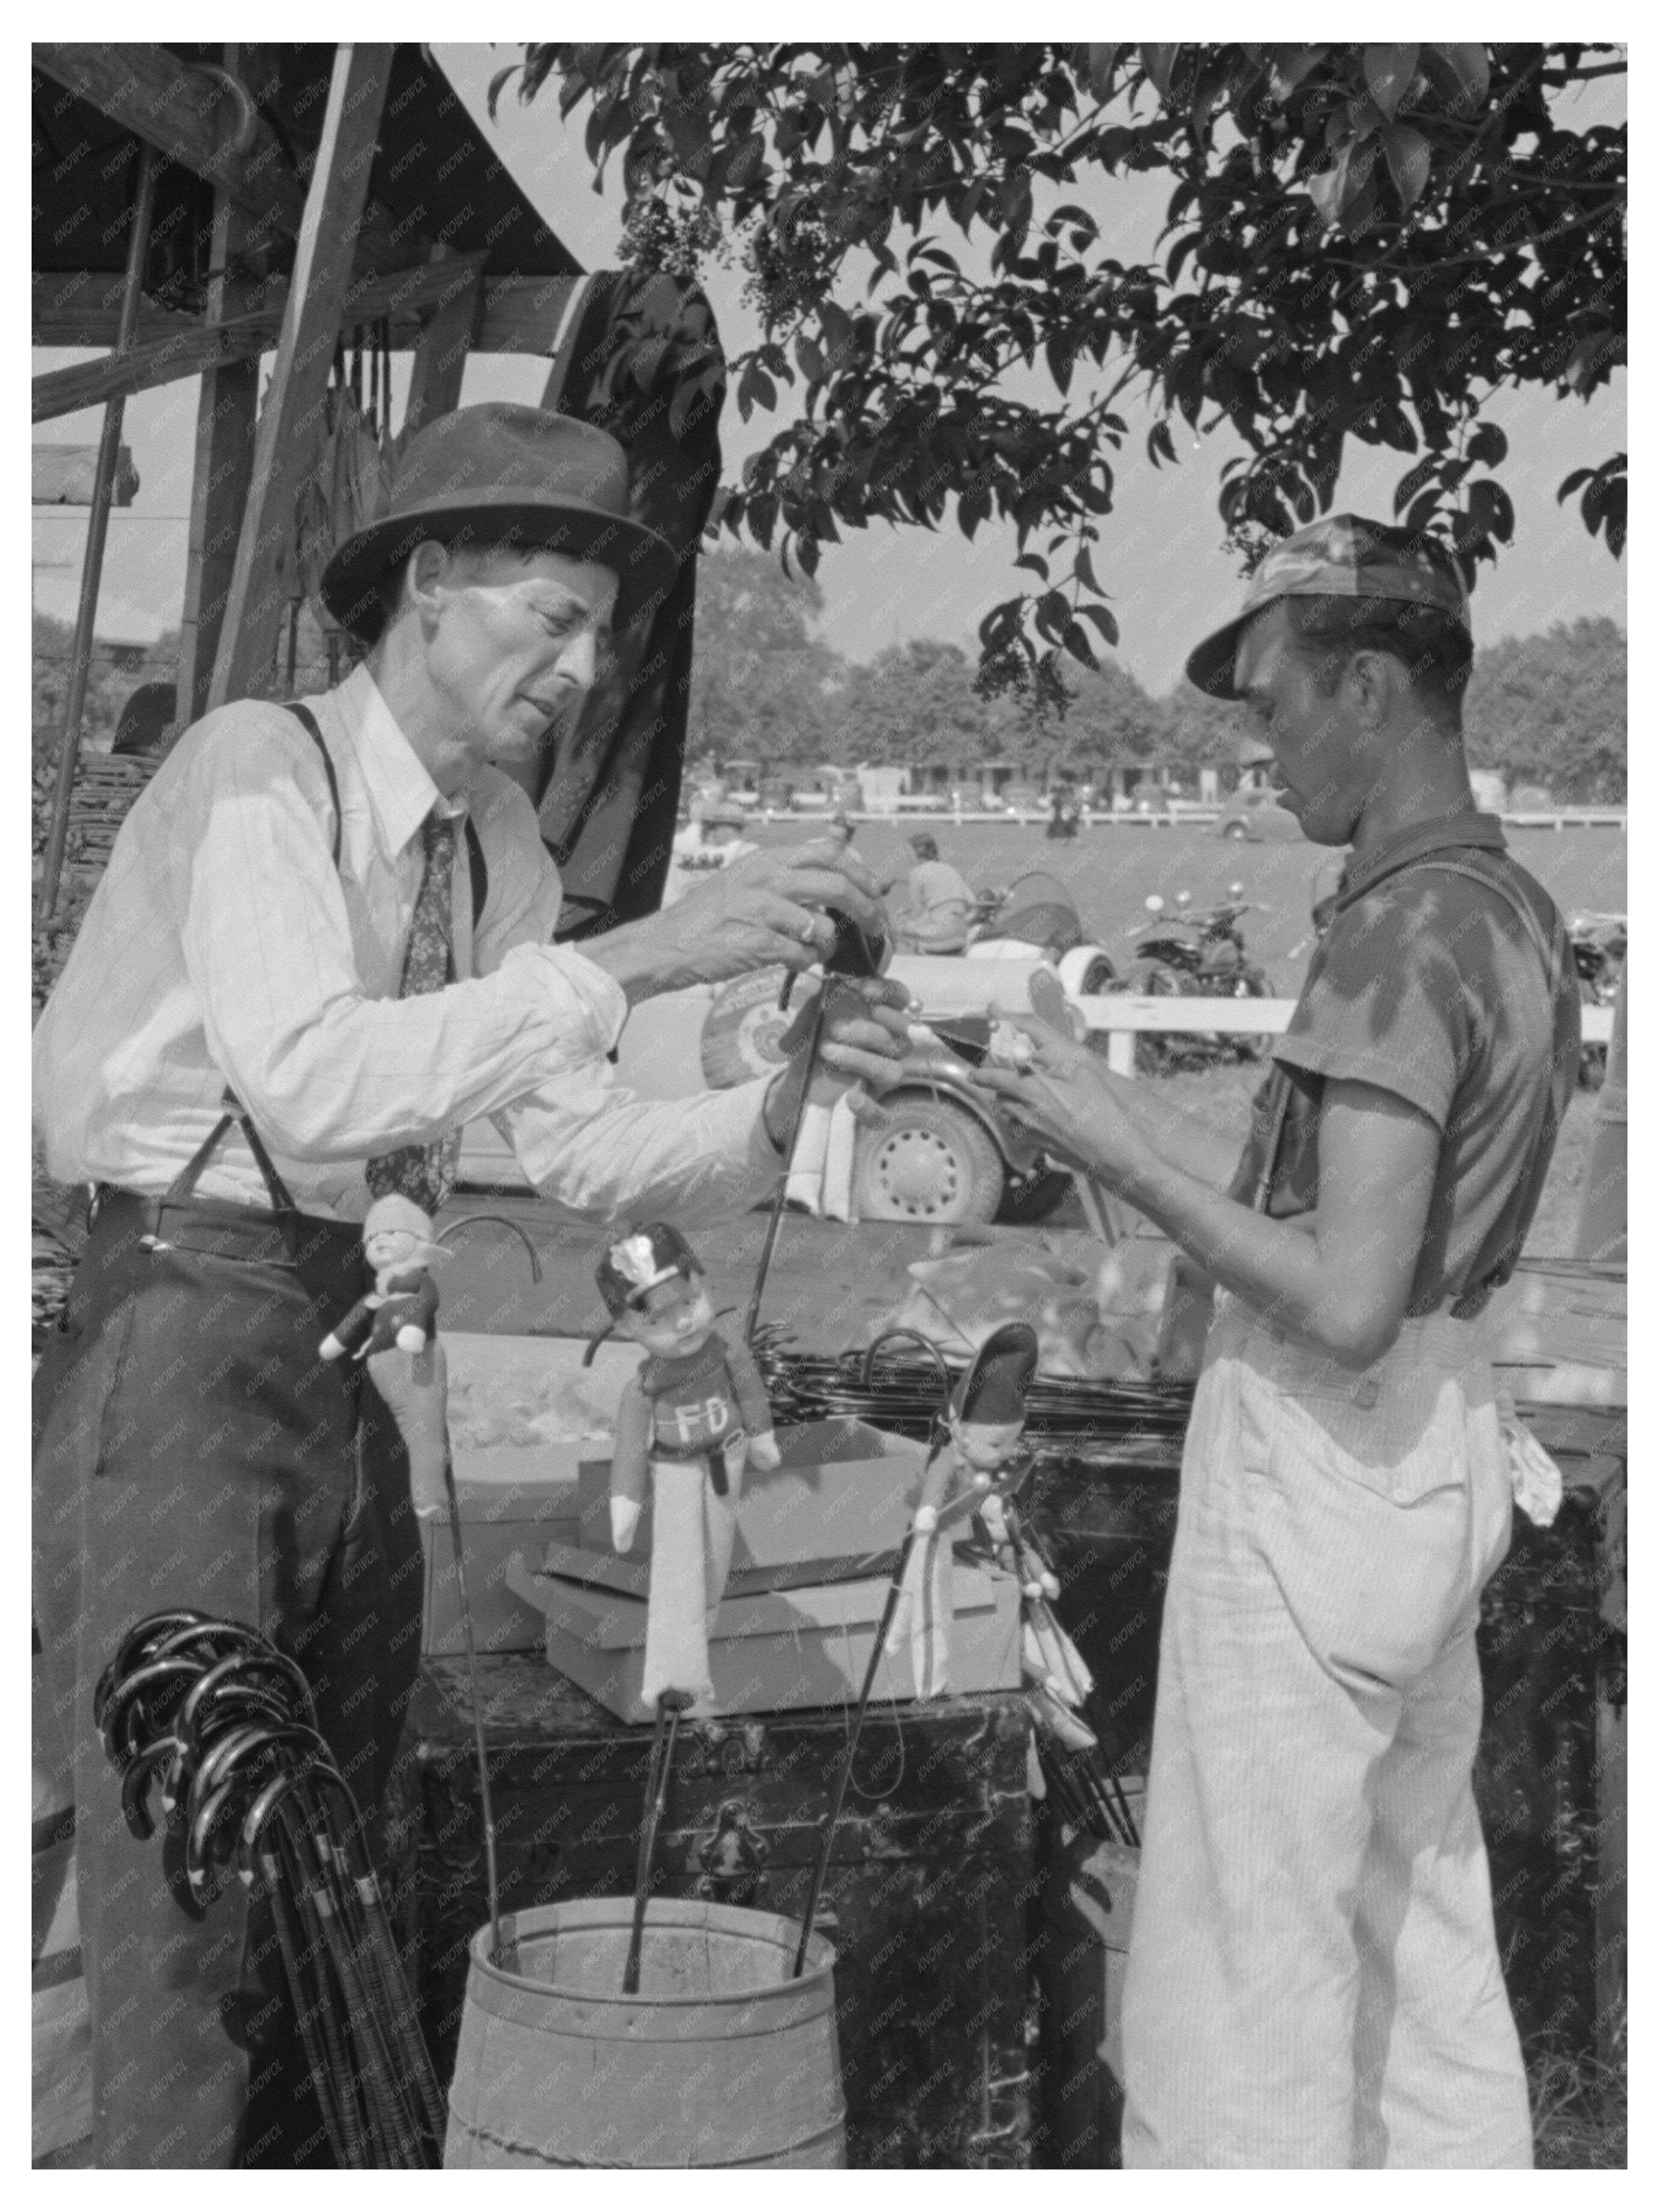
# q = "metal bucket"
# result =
<box><xmin>443</xmin><ymin>1898</ymin><xmax>846</xmax><ymax>2168</ymax></box>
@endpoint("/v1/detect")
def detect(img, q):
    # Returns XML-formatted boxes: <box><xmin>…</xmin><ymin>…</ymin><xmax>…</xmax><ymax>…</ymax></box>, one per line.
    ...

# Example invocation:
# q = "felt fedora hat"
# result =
<box><xmin>321</xmin><ymin>403</ymin><xmax>678</xmax><ymax>642</ymax></box>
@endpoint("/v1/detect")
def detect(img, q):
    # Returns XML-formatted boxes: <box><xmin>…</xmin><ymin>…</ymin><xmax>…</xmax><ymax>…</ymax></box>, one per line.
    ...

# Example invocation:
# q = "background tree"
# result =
<box><xmin>1462</xmin><ymin>617</ymin><xmax>1627</xmax><ymax>803</ymax></box>
<box><xmin>495</xmin><ymin>41</ymin><xmax>1625</xmax><ymax>705</ymax></box>
<box><xmin>827</xmin><ymin>640</ymin><xmax>1010</xmax><ymax>773</ymax></box>
<box><xmin>686</xmin><ymin>547</ymin><xmax>839</xmax><ymax>765</ymax></box>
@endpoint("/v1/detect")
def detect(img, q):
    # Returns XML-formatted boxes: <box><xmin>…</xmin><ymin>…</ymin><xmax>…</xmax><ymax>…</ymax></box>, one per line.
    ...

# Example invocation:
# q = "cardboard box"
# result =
<box><xmin>504</xmin><ymin>1551</ymin><xmax>1022</xmax><ymax>1721</ymax></box>
<box><xmin>423</xmin><ymin>1333</ymin><xmax>642</xmax><ymax>1657</ymax></box>
<box><xmin>570</xmin><ymin>1415</ymin><xmax>930</xmax><ymax>1578</ymax></box>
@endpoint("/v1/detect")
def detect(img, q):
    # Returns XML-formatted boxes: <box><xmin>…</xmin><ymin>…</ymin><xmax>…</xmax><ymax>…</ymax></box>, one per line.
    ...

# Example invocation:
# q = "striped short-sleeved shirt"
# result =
<box><xmin>1236</xmin><ymin>814</ymin><xmax>1580</xmax><ymax>1315</ymax></box>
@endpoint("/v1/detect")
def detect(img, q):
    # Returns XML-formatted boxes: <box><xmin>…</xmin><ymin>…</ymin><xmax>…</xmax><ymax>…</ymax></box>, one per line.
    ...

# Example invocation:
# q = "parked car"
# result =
<box><xmin>1215</xmin><ymin>787</ymin><xmax>1306</xmax><ymax>842</ymax></box>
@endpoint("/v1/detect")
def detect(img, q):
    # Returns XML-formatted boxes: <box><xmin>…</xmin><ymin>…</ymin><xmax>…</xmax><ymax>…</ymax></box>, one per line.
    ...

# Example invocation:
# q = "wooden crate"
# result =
<box><xmin>386</xmin><ymin>1657</ymin><xmax>1038</xmax><ymax>2168</ymax></box>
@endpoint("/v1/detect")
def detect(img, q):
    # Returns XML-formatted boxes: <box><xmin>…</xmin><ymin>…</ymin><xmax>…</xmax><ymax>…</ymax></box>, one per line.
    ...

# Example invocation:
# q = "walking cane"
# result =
<box><xmin>441</xmin><ymin>1450</ymin><xmax>503</xmax><ymax>1964</ymax></box>
<box><xmin>623</xmin><ymin>1690</ymin><xmax>692</xmax><ymax>1996</ymax></box>
<box><xmin>792</xmin><ymin>1333</ymin><xmax>952</xmax><ymax>1978</ymax></box>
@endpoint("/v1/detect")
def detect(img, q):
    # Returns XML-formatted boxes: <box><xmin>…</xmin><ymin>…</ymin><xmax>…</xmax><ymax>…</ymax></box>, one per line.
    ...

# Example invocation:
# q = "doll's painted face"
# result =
<box><xmin>615</xmin><ymin>1271</ymin><xmax>718</xmax><ymax>1359</ymax></box>
<box><xmin>949</xmin><ymin>1415</ymin><xmax>1025</xmax><ymax>1478</ymax></box>
<box><xmin>365</xmin><ymin>1225</ymin><xmax>427</xmax><ymax>1274</ymax></box>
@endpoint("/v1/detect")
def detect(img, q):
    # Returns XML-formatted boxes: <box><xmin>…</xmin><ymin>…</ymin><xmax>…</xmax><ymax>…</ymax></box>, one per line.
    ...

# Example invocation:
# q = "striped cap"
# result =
<box><xmin>1186</xmin><ymin>515</ymin><xmax>1472</xmax><ymax>700</ymax></box>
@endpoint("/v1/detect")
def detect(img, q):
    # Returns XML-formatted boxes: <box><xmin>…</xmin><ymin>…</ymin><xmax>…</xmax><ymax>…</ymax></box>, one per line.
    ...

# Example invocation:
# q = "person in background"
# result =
<box><xmin>662</xmin><ymin>798</ymin><xmax>760</xmax><ymax>905</ymax></box>
<box><xmin>976</xmin><ymin>514</ymin><xmax>1580</xmax><ymax>2169</ymax></box>
<box><xmin>883</xmin><ymin>831</ymin><xmax>976</xmax><ymax>953</ymax></box>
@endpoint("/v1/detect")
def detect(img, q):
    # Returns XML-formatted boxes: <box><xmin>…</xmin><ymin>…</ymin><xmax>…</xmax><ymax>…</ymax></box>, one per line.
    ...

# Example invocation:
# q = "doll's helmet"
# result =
<box><xmin>596</xmin><ymin>1223</ymin><xmax>702</xmax><ymax>1315</ymax></box>
<box><xmin>951</xmin><ymin>1322</ymin><xmax>1039</xmax><ymax>1425</ymax></box>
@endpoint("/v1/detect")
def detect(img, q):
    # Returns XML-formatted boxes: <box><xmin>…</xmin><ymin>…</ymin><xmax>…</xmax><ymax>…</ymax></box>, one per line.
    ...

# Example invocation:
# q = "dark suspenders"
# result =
<box><xmin>165</xmin><ymin>701</ymin><xmax>490</xmax><ymax>1215</ymax></box>
<box><xmin>283</xmin><ymin>701</ymin><xmax>489</xmax><ymax>928</ymax></box>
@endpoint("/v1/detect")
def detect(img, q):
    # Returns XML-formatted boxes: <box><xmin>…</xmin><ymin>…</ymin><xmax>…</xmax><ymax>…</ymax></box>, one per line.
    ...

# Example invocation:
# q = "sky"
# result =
<box><xmin>30</xmin><ymin>43</ymin><xmax>1626</xmax><ymax>700</ymax></box>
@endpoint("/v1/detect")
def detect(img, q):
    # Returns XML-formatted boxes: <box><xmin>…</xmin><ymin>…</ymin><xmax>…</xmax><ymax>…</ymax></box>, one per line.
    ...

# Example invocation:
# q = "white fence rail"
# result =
<box><xmin>1075</xmin><ymin>995</ymin><xmax>1613</xmax><ymax>1078</ymax></box>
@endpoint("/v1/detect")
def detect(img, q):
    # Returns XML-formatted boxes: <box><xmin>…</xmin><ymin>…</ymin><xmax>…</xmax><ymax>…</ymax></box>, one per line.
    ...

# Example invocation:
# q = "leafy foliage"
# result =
<box><xmin>688</xmin><ymin>551</ymin><xmax>1624</xmax><ymax>801</ymax></box>
<box><xmin>685</xmin><ymin>548</ymin><xmax>839</xmax><ymax>764</ymax></box>
<box><xmin>496</xmin><ymin>42</ymin><xmax>1625</xmax><ymax>696</ymax></box>
<box><xmin>1462</xmin><ymin>616</ymin><xmax>1626</xmax><ymax>802</ymax></box>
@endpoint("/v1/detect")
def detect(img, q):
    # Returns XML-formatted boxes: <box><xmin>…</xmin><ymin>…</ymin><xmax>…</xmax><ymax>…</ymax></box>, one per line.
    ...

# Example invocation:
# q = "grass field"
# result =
<box><xmin>747</xmin><ymin>816</ymin><xmax>1627</xmax><ymax>1003</ymax></box>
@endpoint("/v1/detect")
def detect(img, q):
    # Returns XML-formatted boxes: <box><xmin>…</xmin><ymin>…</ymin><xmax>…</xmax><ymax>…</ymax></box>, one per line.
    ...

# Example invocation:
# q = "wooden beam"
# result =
<box><xmin>207</xmin><ymin>44</ymin><xmax>396</xmax><ymax>710</ymax></box>
<box><xmin>33</xmin><ymin>43</ymin><xmax>419</xmax><ymax>271</ymax></box>
<box><xmin>33</xmin><ymin>267</ymin><xmax>580</xmax><ymax>359</ymax></box>
<box><xmin>33</xmin><ymin>255</ymin><xmax>490</xmax><ymax>424</ymax></box>
<box><xmin>403</xmin><ymin>250</ymin><xmax>484</xmax><ymax>436</ymax></box>
<box><xmin>177</xmin><ymin>47</ymin><xmax>263</xmax><ymax>731</ymax></box>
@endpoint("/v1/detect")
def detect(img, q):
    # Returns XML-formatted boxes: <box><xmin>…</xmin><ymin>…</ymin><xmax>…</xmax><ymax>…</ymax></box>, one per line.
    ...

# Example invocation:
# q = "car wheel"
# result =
<box><xmin>852</xmin><ymin>1098</ymin><xmax>1006</xmax><ymax>1224</ymax></box>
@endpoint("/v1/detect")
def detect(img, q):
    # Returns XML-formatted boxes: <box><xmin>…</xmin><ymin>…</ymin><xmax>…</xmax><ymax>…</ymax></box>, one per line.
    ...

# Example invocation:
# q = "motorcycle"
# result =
<box><xmin>1108</xmin><ymin>885</ymin><xmax>1274</xmax><ymax>1073</ymax></box>
<box><xmin>1568</xmin><ymin>911</ymin><xmax>1625</xmax><ymax>1088</ymax></box>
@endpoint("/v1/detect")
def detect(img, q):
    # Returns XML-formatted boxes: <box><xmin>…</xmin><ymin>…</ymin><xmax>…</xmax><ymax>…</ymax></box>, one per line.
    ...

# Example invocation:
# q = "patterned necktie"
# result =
<box><xmin>365</xmin><ymin>810</ymin><xmax>461</xmax><ymax>1213</ymax></box>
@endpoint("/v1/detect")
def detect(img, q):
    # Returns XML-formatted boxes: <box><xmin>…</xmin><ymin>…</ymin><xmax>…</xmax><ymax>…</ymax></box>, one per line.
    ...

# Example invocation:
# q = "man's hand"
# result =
<box><xmin>762</xmin><ymin>974</ymin><xmax>916</xmax><ymax>1149</ymax></box>
<box><xmin>580</xmin><ymin>839</ymin><xmax>892</xmax><ymax>1002</ymax></box>
<box><xmin>972</xmin><ymin>1018</ymin><xmax>1151</xmax><ymax>1186</ymax></box>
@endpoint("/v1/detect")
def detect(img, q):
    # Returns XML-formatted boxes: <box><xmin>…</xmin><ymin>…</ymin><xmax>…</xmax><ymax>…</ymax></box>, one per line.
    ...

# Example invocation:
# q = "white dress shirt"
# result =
<box><xmin>34</xmin><ymin>665</ymin><xmax>776</xmax><ymax>1221</ymax></box>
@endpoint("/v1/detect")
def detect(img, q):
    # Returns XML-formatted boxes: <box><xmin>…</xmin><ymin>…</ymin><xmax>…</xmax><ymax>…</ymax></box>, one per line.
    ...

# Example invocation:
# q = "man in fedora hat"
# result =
<box><xmin>977</xmin><ymin>516</ymin><xmax>1580</xmax><ymax>2167</ymax></box>
<box><xmin>32</xmin><ymin>402</ymin><xmax>909</xmax><ymax>2168</ymax></box>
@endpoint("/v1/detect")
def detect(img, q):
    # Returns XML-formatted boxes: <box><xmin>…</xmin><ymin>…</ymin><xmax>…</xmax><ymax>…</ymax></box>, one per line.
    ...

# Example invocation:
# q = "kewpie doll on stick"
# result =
<box><xmin>319</xmin><ymin>1194</ymin><xmax>440</xmax><ymax>1360</ymax></box>
<box><xmin>598</xmin><ymin>1224</ymin><xmax>780</xmax><ymax>1708</ymax></box>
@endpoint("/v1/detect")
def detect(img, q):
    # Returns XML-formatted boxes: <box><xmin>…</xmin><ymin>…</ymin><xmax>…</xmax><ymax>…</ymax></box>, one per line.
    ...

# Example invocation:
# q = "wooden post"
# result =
<box><xmin>207</xmin><ymin>44</ymin><xmax>395</xmax><ymax>710</ymax></box>
<box><xmin>402</xmin><ymin>249</ymin><xmax>484</xmax><ymax>438</ymax></box>
<box><xmin>1575</xmin><ymin>961</ymin><xmax>1627</xmax><ymax>1265</ymax></box>
<box><xmin>37</xmin><ymin>142</ymin><xmax>157</xmax><ymax>921</ymax></box>
<box><xmin>176</xmin><ymin>47</ymin><xmax>265</xmax><ymax>730</ymax></box>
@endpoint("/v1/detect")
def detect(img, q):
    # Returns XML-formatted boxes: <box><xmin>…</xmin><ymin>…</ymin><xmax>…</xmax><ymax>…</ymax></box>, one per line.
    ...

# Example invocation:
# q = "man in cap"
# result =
<box><xmin>32</xmin><ymin>403</ymin><xmax>908</xmax><ymax>2167</ymax></box>
<box><xmin>977</xmin><ymin>515</ymin><xmax>1580</xmax><ymax>2166</ymax></box>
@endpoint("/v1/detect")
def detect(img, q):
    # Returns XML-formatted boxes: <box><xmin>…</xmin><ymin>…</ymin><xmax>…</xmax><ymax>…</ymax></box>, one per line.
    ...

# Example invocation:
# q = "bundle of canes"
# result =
<box><xmin>97</xmin><ymin>1610</ymin><xmax>445</xmax><ymax>2169</ymax></box>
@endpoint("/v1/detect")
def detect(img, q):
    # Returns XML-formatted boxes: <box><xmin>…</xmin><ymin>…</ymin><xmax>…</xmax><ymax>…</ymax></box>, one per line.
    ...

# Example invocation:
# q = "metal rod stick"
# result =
<box><xmin>792</xmin><ymin>1525</ymin><xmax>918</xmax><ymax>1978</ymax></box>
<box><xmin>744</xmin><ymin>987</ymin><xmax>830</xmax><ymax>1343</ymax></box>
<box><xmin>441</xmin><ymin>1455</ymin><xmax>502</xmax><ymax>1962</ymax></box>
<box><xmin>623</xmin><ymin>1692</ymin><xmax>685</xmax><ymax>1996</ymax></box>
<box><xmin>39</xmin><ymin>142</ymin><xmax>158</xmax><ymax>920</ymax></box>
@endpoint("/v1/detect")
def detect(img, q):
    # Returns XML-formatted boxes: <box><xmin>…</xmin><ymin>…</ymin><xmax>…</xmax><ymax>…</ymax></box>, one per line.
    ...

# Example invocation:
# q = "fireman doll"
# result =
<box><xmin>598</xmin><ymin>1224</ymin><xmax>780</xmax><ymax>1708</ymax></box>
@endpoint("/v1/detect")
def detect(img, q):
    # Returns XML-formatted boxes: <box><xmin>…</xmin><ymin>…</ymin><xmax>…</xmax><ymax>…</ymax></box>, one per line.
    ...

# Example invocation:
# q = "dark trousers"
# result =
<box><xmin>32</xmin><ymin>1194</ymin><xmax>425</xmax><ymax>2168</ymax></box>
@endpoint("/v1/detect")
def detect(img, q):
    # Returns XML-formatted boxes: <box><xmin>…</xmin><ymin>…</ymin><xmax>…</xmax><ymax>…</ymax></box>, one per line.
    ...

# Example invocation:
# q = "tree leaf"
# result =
<box><xmin>1467</xmin><ymin>477</ymin><xmax>1515</xmax><ymax>546</ymax></box>
<box><xmin>1078</xmin><ymin>603</ymin><xmax>1120</xmax><ymax>647</ymax></box>
<box><xmin>1062</xmin><ymin>618</ymin><xmax>1098</xmax><ymax>671</ymax></box>
<box><xmin>1363</xmin><ymin>44</ymin><xmax>1419</xmax><ymax>120</ymax></box>
<box><xmin>1393</xmin><ymin>453</ymin><xmax>1441</xmax><ymax>514</ymax></box>
<box><xmin>1141</xmin><ymin>45</ymin><xmax>1181</xmax><ymax>102</ymax></box>
<box><xmin>1419</xmin><ymin>43</ymin><xmax>1491</xmax><ymax>115</ymax></box>
<box><xmin>1265</xmin><ymin>45</ymin><xmax>1330</xmax><ymax>102</ymax></box>
<box><xmin>1381</xmin><ymin>123</ymin><xmax>1432</xmax><ymax>210</ymax></box>
<box><xmin>1464</xmin><ymin>421</ymin><xmax>1508</xmax><ymax>471</ymax></box>
<box><xmin>486</xmin><ymin>64</ymin><xmax>521</xmax><ymax>120</ymax></box>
